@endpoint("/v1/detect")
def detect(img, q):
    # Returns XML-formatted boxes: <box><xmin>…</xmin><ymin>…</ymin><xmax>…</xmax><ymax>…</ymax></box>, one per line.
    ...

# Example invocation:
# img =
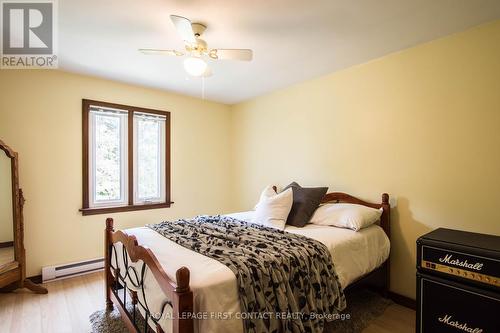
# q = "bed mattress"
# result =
<box><xmin>112</xmin><ymin>211</ymin><xmax>390</xmax><ymax>333</ymax></box>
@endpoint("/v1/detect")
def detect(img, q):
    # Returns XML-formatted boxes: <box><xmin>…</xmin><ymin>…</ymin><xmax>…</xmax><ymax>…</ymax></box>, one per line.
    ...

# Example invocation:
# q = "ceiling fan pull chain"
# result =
<box><xmin>202</xmin><ymin>76</ymin><xmax>206</xmax><ymax>100</ymax></box>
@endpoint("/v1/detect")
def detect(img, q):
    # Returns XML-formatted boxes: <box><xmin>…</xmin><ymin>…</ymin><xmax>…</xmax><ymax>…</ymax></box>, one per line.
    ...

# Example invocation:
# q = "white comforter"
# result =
<box><xmin>113</xmin><ymin>212</ymin><xmax>390</xmax><ymax>333</ymax></box>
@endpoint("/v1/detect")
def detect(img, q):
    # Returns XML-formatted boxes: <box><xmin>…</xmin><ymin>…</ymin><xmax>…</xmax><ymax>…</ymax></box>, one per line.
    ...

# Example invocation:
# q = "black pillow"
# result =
<box><xmin>283</xmin><ymin>182</ymin><xmax>328</xmax><ymax>227</ymax></box>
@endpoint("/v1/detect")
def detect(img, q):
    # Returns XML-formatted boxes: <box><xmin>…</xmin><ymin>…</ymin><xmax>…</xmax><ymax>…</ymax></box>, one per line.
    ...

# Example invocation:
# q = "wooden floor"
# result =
<box><xmin>0</xmin><ymin>271</ymin><xmax>415</xmax><ymax>333</ymax></box>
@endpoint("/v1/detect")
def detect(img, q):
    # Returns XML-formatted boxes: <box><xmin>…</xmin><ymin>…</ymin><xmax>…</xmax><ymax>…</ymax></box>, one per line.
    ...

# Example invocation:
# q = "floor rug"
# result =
<box><xmin>325</xmin><ymin>289</ymin><xmax>393</xmax><ymax>332</ymax></box>
<box><xmin>89</xmin><ymin>289</ymin><xmax>393</xmax><ymax>333</ymax></box>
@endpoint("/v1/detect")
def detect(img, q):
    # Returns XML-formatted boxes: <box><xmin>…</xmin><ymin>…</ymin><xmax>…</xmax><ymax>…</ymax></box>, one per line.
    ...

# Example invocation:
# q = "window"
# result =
<box><xmin>90</xmin><ymin>107</ymin><xmax>128</xmax><ymax>207</ymax></box>
<box><xmin>133</xmin><ymin>112</ymin><xmax>166</xmax><ymax>204</ymax></box>
<box><xmin>81</xmin><ymin>100</ymin><xmax>171</xmax><ymax>215</ymax></box>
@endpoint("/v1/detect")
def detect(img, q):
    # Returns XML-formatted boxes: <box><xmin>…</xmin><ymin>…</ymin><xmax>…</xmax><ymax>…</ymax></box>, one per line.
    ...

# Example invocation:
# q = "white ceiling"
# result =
<box><xmin>59</xmin><ymin>0</ymin><xmax>500</xmax><ymax>104</ymax></box>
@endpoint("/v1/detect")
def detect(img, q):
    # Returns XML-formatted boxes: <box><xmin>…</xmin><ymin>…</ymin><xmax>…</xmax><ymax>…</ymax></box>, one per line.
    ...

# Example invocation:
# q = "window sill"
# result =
<box><xmin>80</xmin><ymin>202</ymin><xmax>173</xmax><ymax>216</ymax></box>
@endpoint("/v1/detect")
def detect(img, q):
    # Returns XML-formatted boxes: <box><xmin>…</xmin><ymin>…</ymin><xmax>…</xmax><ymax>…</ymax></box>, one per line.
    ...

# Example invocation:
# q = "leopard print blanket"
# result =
<box><xmin>148</xmin><ymin>215</ymin><xmax>346</xmax><ymax>333</ymax></box>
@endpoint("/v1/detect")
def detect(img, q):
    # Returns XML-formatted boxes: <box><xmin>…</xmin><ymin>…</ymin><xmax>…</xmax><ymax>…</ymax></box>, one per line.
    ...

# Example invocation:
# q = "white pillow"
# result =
<box><xmin>309</xmin><ymin>203</ymin><xmax>383</xmax><ymax>231</ymax></box>
<box><xmin>253</xmin><ymin>185</ymin><xmax>279</xmax><ymax>210</ymax></box>
<box><xmin>252</xmin><ymin>186</ymin><xmax>293</xmax><ymax>230</ymax></box>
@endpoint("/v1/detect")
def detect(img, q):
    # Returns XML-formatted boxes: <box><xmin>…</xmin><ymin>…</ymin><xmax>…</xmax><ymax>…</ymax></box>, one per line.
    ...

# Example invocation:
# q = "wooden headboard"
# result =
<box><xmin>321</xmin><ymin>192</ymin><xmax>391</xmax><ymax>239</ymax></box>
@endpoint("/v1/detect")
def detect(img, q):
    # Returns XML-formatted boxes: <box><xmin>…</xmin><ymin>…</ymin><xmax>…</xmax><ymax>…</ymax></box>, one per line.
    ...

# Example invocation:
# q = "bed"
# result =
<box><xmin>105</xmin><ymin>192</ymin><xmax>391</xmax><ymax>333</ymax></box>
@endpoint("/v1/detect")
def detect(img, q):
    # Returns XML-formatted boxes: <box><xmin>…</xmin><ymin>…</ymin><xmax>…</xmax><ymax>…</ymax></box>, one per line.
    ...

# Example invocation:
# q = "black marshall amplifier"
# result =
<box><xmin>417</xmin><ymin>273</ymin><xmax>499</xmax><ymax>332</ymax></box>
<box><xmin>417</xmin><ymin>228</ymin><xmax>500</xmax><ymax>290</ymax></box>
<box><xmin>416</xmin><ymin>228</ymin><xmax>500</xmax><ymax>333</ymax></box>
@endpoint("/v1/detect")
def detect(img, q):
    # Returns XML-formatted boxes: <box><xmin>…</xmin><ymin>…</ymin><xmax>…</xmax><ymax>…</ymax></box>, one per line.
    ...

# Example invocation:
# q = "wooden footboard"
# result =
<box><xmin>105</xmin><ymin>218</ymin><xmax>194</xmax><ymax>333</ymax></box>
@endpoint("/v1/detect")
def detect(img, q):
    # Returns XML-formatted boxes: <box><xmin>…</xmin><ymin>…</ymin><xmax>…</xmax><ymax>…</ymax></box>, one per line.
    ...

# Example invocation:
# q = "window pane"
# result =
<box><xmin>94</xmin><ymin>113</ymin><xmax>122</xmax><ymax>201</ymax></box>
<box><xmin>136</xmin><ymin>117</ymin><xmax>161</xmax><ymax>200</ymax></box>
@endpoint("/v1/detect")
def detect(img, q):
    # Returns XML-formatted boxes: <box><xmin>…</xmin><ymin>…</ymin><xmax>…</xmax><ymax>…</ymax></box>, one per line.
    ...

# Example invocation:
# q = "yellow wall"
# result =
<box><xmin>0</xmin><ymin>70</ymin><xmax>232</xmax><ymax>276</ymax></box>
<box><xmin>231</xmin><ymin>20</ymin><xmax>500</xmax><ymax>299</ymax></box>
<box><xmin>0</xmin><ymin>152</ymin><xmax>13</xmax><ymax>243</ymax></box>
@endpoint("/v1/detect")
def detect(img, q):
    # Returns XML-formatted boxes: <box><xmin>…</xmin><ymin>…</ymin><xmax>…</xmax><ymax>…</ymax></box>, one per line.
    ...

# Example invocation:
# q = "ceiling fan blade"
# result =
<box><xmin>213</xmin><ymin>49</ymin><xmax>253</xmax><ymax>61</ymax></box>
<box><xmin>139</xmin><ymin>49</ymin><xmax>184</xmax><ymax>56</ymax></box>
<box><xmin>170</xmin><ymin>15</ymin><xmax>197</xmax><ymax>44</ymax></box>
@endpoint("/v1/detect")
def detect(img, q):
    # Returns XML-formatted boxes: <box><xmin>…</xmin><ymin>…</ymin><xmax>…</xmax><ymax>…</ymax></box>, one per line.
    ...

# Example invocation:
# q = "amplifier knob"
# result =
<box><xmin>485</xmin><ymin>277</ymin><xmax>490</xmax><ymax>282</ymax></box>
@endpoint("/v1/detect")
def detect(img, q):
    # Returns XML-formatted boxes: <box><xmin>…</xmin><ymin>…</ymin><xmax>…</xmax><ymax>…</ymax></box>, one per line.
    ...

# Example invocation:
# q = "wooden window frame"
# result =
<box><xmin>80</xmin><ymin>99</ymin><xmax>172</xmax><ymax>216</ymax></box>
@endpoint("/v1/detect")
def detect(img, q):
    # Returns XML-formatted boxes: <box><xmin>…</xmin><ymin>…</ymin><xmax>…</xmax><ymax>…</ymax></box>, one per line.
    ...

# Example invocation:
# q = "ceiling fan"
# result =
<box><xmin>139</xmin><ymin>15</ymin><xmax>253</xmax><ymax>78</ymax></box>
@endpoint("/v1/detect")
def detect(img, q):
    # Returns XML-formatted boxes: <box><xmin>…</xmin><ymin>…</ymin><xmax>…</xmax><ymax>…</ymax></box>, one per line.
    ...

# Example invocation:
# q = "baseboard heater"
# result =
<box><xmin>42</xmin><ymin>257</ymin><xmax>104</xmax><ymax>282</ymax></box>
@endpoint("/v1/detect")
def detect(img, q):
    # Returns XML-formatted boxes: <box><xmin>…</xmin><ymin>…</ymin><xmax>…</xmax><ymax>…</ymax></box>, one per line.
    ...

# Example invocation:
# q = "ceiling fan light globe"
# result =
<box><xmin>183</xmin><ymin>57</ymin><xmax>208</xmax><ymax>77</ymax></box>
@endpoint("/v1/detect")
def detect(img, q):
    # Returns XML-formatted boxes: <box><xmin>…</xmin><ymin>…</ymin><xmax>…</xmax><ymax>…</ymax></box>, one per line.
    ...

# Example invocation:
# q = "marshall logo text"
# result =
<box><xmin>439</xmin><ymin>254</ymin><xmax>483</xmax><ymax>271</ymax></box>
<box><xmin>438</xmin><ymin>314</ymin><xmax>483</xmax><ymax>333</ymax></box>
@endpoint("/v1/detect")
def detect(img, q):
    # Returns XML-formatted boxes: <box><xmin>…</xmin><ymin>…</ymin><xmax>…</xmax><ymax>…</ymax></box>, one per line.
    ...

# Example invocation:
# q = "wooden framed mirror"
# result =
<box><xmin>0</xmin><ymin>139</ymin><xmax>47</xmax><ymax>293</ymax></box>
